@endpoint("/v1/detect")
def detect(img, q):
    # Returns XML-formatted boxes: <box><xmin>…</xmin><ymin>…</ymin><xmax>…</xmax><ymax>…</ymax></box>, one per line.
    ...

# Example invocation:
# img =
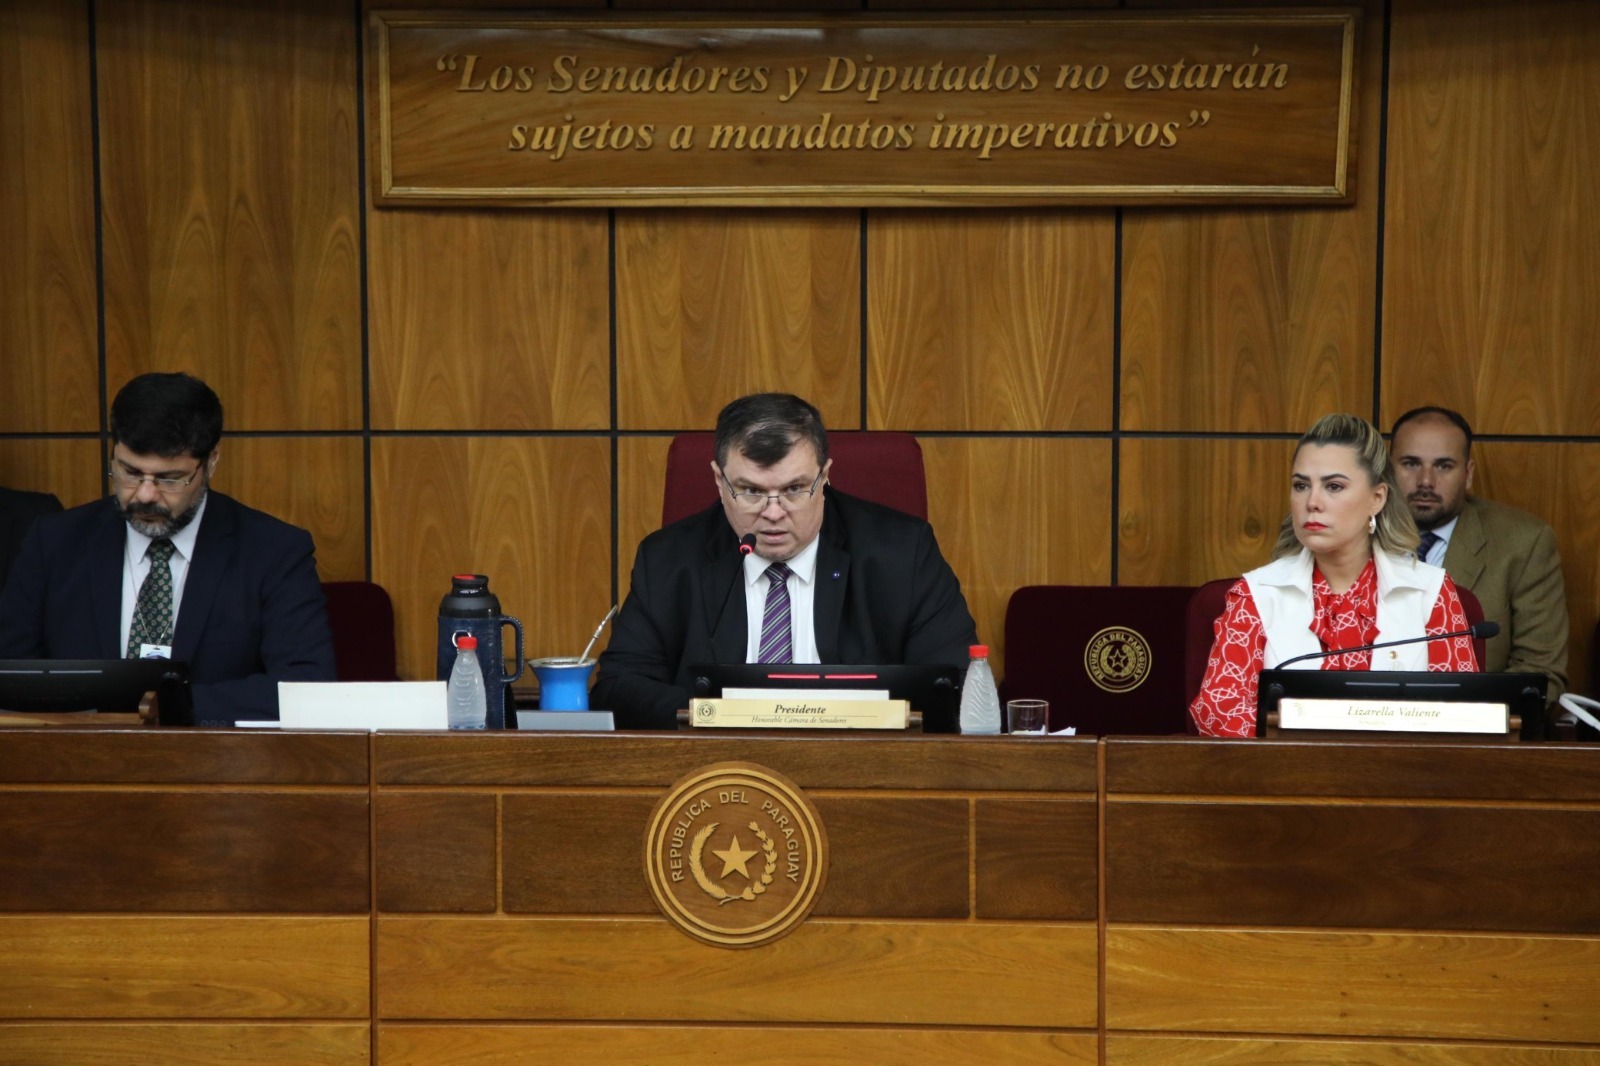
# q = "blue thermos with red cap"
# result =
<box><xmin>436</xmin><ymin>574</ymin><xmax>524</xmax><ymax>730</ymax></box>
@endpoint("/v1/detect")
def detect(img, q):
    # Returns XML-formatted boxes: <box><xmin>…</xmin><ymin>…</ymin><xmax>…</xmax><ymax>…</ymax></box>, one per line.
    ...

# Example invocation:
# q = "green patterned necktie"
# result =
<box><xmin>126</xmin><ymin>538</ymin><xmax>176</xmax><ymax>658</ymax></box>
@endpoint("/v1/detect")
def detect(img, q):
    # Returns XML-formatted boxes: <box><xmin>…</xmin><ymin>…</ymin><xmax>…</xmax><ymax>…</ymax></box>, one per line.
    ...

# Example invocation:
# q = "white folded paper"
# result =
<box><xmin>277</xmin><ymin>681</ymin><xmax>447</xmax><ymax>731</ymax></box>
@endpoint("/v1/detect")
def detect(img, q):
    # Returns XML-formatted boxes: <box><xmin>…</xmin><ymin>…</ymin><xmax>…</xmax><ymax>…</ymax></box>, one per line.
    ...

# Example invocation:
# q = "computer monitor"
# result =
<box><xmin>0</xmin><ymin>659</ymin><xmax>193</xmax><ymax>725</ymax></box>
<box><xmin>690</xmin><ymin>663</ymin><xmax>963</xmax><ymax>733</ymax></box>
<box><xmin>1256</xmin><ymin>670</ymin><xmax>1547</xmax><ymax>740</ymax></box>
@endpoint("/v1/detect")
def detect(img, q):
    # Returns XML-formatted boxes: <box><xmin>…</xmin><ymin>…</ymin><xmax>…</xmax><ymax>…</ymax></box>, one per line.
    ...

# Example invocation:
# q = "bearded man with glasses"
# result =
<box><xmin>0</xmin><ymin>372</ymin><xmax>336</xmax><ymax>724</ymax></box>
<box><xmin>594</xmin><ymin>392</ymin><xmax>976</xmax><ymax>729</ymax></box>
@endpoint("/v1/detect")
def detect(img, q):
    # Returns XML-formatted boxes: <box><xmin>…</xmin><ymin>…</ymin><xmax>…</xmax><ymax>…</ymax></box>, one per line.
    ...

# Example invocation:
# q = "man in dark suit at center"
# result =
<box><xmin>0</xmin><ymin>372</ymin><xmax>336</xmax><ymax>725</ymax></box>
<box><xmin>593</xmin><ymin>392</ymin><xmax>977</xmax><ymax>729</ymax></box>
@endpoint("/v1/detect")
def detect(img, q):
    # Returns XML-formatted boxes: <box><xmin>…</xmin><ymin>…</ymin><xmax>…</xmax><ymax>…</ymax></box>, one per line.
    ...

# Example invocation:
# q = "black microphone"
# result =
<box><xmin>1274</xmin><ymin>620</ymin><xmax>1499</xmax><ymax>669</ymax></box>
<box><xmin>738</xmin><ymin>533</ymin><xmax>757</xmax><ymax>555</ymax></box>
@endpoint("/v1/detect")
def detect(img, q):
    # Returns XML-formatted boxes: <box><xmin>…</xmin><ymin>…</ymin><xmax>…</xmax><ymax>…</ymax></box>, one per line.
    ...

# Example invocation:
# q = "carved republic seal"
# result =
<box><xmin>644</xmin><ymin>761</ymin><xmax>828</xmax><ymax>948</ymax></box>
<box><xmin>1084</xmin><ymin>625</ymin><xmax>1153</xmax><ymax>693</ymax></box>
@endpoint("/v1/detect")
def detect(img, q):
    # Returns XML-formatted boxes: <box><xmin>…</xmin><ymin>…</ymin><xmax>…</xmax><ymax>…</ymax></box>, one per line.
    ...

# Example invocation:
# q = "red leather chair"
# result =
<box><xmin>1002</xmin><ymin>585</ymin><xmax>1194</xmax><ymax>735</ymax></box>
<box><xmin>320</xmin><ymin>581</ymin><xmax>398</xmax><ymax>682</ymax></box>
<box><xmin>1456</xmin><ymin>585</ymin><xmax>1488</xmax><ymax>670</ymax></box>
<box><xmin>662</xmin><ymin>431</ymin><xmax>927</xmax><ymax>527</ymax></box>
<box><xmin>1183</xmin><ymin>577</ymin><xmax>1238</xmax><ymax>733</ymax></box>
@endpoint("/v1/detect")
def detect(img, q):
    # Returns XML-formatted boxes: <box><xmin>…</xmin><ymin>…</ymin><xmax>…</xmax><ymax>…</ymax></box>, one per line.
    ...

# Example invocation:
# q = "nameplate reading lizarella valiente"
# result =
<box><xmin>1278</xmin><ymin>698</ymin><xmax>1507</xmax><ymax>734</ymax></box>
<box><xmin>692</xmin><ymin>698</ymin><xmax>910</xmax><ymax>730</ymax></box>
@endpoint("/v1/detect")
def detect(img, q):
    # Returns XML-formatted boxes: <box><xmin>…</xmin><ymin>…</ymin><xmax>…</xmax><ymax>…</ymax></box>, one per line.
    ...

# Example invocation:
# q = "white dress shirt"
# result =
<box><xmin>1418</xmin><ymin>515</ymin><xmax>1460</xmax><ymax>566</ymax></box>
<box><xmin>119</xmin><ymin>494</ymin><xmax>208</xmax><ymax>655</ymax></box>
<box><xmin>743</xmin><ymin>535</ymin><xmax>820</xmax><ymax>663</ymax></box>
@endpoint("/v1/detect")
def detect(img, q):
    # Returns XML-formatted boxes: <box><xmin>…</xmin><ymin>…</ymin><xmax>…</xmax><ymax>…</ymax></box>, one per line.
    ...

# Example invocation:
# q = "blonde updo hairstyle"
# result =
<box><xmin>1272</xmin><ymin>413</ymin><xmax>1420</xmax><ymax>560</ymax></box>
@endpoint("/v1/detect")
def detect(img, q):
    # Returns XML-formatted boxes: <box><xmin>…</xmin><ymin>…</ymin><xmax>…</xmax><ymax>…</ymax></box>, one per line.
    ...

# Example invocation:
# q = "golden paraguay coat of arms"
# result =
<box><xmin>643</xmin><ymin>762</ymin><xmax>828</xmax><ymax>948</ymax></box>
<box><xmin>1084</xmin><ymin>624</ymin><xmax>1153</xmax><ymax>693</ymax></box>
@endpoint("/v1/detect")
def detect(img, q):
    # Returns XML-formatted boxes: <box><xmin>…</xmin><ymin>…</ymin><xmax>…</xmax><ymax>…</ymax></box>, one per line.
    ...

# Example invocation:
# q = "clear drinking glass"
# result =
<box><xmin>1006</xmin><ymin>699</ymin><xmax>1049</xmax><ymax>735</ymax></box>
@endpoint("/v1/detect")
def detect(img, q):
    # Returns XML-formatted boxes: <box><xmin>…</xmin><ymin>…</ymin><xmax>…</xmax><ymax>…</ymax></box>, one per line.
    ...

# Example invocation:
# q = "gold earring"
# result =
<box><xmin>1368</xmin><ymin>514</ymin><xmax>1377</xmax><ymax>535</ymax></box>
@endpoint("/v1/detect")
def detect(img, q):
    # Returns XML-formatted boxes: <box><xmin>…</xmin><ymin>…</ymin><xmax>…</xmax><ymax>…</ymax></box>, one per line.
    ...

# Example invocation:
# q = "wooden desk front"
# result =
<box><xmin>2</xmin><ymin>731</ymin><xmax>1596</xmax><ymax>1064</ymax></box>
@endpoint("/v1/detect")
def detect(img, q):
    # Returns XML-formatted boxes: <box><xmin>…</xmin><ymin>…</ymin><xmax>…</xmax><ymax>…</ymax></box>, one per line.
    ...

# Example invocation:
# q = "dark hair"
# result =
<box><xmin>109</xmin><ymin>373</ymin><xmax>224</xmax><ymax>460</ymax></box>
<box><xmin>1390</xmin><ymin>406</ymin><xmax>1474</xmax><ymax>455</ymax></box>
<box><xmin>714</xmin><ymin>393</ymin><xmax>829</xmax><ymax>469</ymax></box>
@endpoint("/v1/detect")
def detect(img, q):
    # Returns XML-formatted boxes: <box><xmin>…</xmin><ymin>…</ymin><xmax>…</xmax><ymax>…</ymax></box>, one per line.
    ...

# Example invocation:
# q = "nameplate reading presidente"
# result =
<box><xmin>644</xmin><ymin>762</ymin><xmax>828</xmax><ymax>948</ymax></box>
<box><xmin>1279</xmin><ymin>697</ymin><xmax>1508</xmax><ymax>735</ymax></box>
<box><xmin>692</xmin><ymin>697</ymin><xmax>910</xmax><ymax>730</ymax></box>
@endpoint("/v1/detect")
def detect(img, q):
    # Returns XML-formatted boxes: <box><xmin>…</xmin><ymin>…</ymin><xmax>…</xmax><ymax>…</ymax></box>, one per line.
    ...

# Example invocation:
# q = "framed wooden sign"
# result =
<box><xmin>369</xmin><ymin>10</ymin><xmax>1360</xmax><ymax>207</ymax></box>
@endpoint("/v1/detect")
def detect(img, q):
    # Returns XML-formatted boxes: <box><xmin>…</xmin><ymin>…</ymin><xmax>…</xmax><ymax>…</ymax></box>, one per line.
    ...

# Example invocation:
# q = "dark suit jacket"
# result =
<box><xmin>1442</xmin><ymin>495</ymin><xmax>1568</xmax><ymax>704</ymax></box>
<box><xmin>0</xmin><ymin>487</ymin><xmax>63</xmax><ymax>594</ymax></box>
<box><xmin>593</xmin><ymin>489</ymin><xmax>977</xmax><ymax>729</ymax></box>
<box><xmin>0</xmin><ymin>492</ymin><xmax>337</xmax><ymax>725</ymax></box>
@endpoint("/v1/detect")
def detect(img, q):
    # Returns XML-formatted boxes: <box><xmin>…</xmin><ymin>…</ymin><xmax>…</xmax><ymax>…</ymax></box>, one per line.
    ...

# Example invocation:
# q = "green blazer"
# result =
<box><xmin>1442</xmin><ymin>496</ymin><xmax>1568</xmax><ymax>704</ymax></box>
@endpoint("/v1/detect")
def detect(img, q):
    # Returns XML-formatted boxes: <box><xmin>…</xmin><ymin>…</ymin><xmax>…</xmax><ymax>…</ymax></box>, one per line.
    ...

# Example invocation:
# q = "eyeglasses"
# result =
<box><xmin>720</xmin><ymin>468</ymin><xmax>824</xmax><ymax>511</ymax></box>
<box><xmin>108</xmin><ymin>465</ymin><xmax>203</xmax><ymax>493</ymax></box>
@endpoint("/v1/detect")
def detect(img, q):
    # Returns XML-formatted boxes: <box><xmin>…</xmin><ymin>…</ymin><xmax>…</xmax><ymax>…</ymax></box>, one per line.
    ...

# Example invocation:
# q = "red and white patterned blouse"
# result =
<box><xmin>1190</xmin><ymin>559</ymin><xmax>1478</xmax><ymax>738</ymax></box>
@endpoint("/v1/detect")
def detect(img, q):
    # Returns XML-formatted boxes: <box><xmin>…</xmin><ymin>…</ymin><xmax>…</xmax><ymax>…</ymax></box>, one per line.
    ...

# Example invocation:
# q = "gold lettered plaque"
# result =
<box><xmin>644</xmin><ymin>762</ymin><xmax>828</xmax><ymax>948</ymax></box>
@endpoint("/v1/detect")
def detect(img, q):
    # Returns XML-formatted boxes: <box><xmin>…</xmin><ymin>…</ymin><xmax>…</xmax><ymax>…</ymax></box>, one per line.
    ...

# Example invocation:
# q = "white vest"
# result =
<box><xmin>1242</xmin><ymin>548</ymin><xmax>1446</xmax><ymax>672</ymax></box>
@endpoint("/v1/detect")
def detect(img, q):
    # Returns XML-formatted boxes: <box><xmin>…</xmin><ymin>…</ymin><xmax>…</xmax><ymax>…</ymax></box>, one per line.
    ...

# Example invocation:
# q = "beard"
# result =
<box><xmin>1406</xmin><ymin>492</ymin><xmax>1456</xmax><ymax>532</ymax></box>
<box><xmin>121</xmin><ymin>487</ymin><xmax>206</xmax><ymax>538</ymax></box>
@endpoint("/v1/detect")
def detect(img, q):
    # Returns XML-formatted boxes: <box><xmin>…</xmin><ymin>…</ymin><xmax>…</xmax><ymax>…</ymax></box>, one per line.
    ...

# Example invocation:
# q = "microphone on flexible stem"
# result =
<box><xmin>738</xmin><ymin>533</ymin><xmax>757</xmax><ymax>556</ymax></box>
<box><xmin>1273</xmin><ymin>620</ymin><xmax>1499</xmax><ymax>670</ymax></box>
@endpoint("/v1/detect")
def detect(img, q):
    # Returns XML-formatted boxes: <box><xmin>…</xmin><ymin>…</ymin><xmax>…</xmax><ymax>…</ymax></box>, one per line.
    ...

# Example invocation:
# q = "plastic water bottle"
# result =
<box><xmin>959</xmin><ymin>644</ymin><xmax>1002</xmax><ymax>735</ymax></box>
<box><xmin>448</xmin><ymin>634</ymin><xmax>488</xmax><ymax>731</ymax></box>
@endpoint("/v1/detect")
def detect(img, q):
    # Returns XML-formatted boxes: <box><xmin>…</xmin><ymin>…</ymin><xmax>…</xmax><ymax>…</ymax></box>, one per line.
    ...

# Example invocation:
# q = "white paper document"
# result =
<box><xmin>277</xmin><ymin>681</ymin><xmax>448</xmax><ymax>731</ymax></box>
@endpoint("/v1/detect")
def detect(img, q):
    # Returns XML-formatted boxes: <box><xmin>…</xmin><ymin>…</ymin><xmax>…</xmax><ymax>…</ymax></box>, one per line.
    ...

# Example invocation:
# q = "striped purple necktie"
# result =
<box><xmin>756</xmin><ymin>562</ymin><xmax>793</xmax><ymax>664</ymax></box>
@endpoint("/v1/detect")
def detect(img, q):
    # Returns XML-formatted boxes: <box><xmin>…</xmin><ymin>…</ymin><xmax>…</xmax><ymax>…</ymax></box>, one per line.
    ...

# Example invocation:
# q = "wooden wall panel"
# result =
<box><xmin>0</xmin><ymin>1</ymin><xmax>98</xmax><ymax>434</ymax></box>
<box><xmin>0</xmin><ymin>792</ymin><xmax>370</xmax><ymax>913</ymax></box>
<box><xmin>616</xmin><ymin>434</ymin><xmax>673</xmax><ymax>627</ymax></box>
<box><xmin>502</xmin><ymin>793</ymin><xmax>654</xmax><ymax>915</ymax></box>
<box><xmin>0</xmin><ymin>916</ymin><xmax>369</xmax><ymax>1018</ymax></box>
<box><xmin>0</xmin><ymin>439</ymin><xmax>102</xmax><ymax>509</ymax></box>
<box><xmin>0</xmin><ymin>1024</ymin><xmax>369</xmax><ymax>1066</ymax></box>
<box><xmin>372</xmin><ymin>0</ymin><xmax>599</xmax><ymax>9</ymax></box>
<box><xmin>97</xmin><ymin>0</ymin><xmax>361</xmax><ymax>431</ymax></box>
<box><xmin>375</xmin><ymin>792</ymin><xmax>498</xmax><ymax>913</ymax></box>
<box><xmin>375</xmin><ymin>733</ymin><xmax>1099</xmax><ymax>791</ymax></box>
<box><xmin>1468</xmin><ymin>442</ymin><xmax>1600</xmax><ymax>698</ymax></box>
<box><xmin>382</xmin><ymin>1025</ymin><xmax>1097</xmax><ymax>1065</ymax></box>
<box><xmin>1121</xmin><ymin>0</ymin><xmax>1382</xmax><ymax>433</ymax></box>
<box><xmin>1105</xmin><ymin>926</ymin><xmax>1600</xmax><ymax>1044</ymax></box>
<box><xmin>868</xmin><ymin>211</ymin><xmax>1115</xmax><ymax>432</ymax></box>
<box><xmin>873</xmin><ymin>0</ymin><xmax>1116</xmax><ymax>8</ymax></box>
<box><xmin>215</xmin><ymin>435</ymin><xmax>366</xmax><ymax>582</ymax></box>
<box><xmin>1106</xmin><ymin>802</ymin><xmax>1600</xmax><ymax>932</ymax></box>
<box><xmin>1120</xmin><ymin>206</ymin><xmax>1374</xmax><ymax>432</ymax></box>
<box><xmin>615</xmin><ymin>211</ymin><xmax>861</xmax><ymax>430</ymax></box>
<box><xmin>1382</xmin><ymin>0</ymin><xmax>1600</xmax><ymax>435</ymax></box>
<box><xmin>378</xmin><ymin>916</ymin><xmax>1098</xmax><ymax>1026</ymax></box>
<box><xmin>371</xmin><ymin>436</ymin><xmax>612</xmax><ymax>680</ymax></box>
<box><xmin>975</xmin><ymin>798</ymin><xmax>1098</xmax><ymax>920</ymax></box>
<box><xmin>1119</xmin><ymin>438</ymin><xmax>1296</xmax><ymax>586</ymax></box>
<box><xmin>1106</xmin><ymin>738</ymin><xmax>1600</xmax><ymax>802</ymax></box>
<box><xmin>0</xmin><ymin>729</ymin><xmax>369</xmax><ymax>786</ymax></box>
<box><xmin>1108</xmin><ymin>1036</ymin><xmax>1600</xmax><ymax>1065</ymax></box>
<box><xmin>811</xmin><ymin>796</ymin><xmax>970</xmax><ymax>918</ymax></box>
<box><xmin>921</xmin><ymin>438</ymin><xmax>1112</xmax><ymax>673</ymax></box>
<box><xmin>368</xmin><ymin>210</ymin><xmax>610</xmax><ymax>430</ymax></box>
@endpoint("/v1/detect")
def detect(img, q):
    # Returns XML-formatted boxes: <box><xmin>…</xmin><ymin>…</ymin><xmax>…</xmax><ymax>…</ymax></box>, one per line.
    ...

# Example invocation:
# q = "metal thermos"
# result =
<box><xmin>436</xmin><ymin>574</ymin><xmax>524</xmax><ymax>730</ymax></box>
